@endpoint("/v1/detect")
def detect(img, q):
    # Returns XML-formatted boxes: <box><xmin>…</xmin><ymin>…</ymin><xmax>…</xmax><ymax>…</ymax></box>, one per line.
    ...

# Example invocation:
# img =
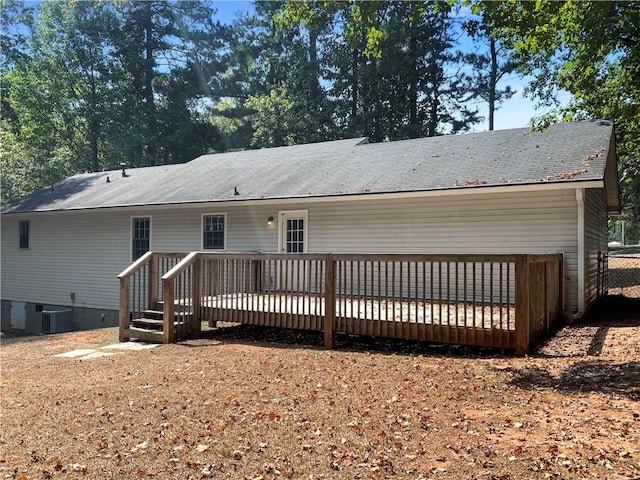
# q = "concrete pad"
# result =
<box><xmin>100</xmin><ymin>342</ymin><xmax>159</xmax><ymax>351</ymax></box>
<box><xmin>79</xmin><ymin>351</ymin><xmax>117</xmax><ymax>360</ymax></box>
<box><xmin>55</xmin><ymin>349</ymin><xmax>97</xmax><ymax>358</ymax></box>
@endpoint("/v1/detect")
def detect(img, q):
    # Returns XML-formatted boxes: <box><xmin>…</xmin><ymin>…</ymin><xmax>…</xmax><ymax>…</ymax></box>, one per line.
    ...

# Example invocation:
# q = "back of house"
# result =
<box><xmin>1</xmin><ymin>120</ymin><xmax>619</xmax><ymax>337</ymax></box>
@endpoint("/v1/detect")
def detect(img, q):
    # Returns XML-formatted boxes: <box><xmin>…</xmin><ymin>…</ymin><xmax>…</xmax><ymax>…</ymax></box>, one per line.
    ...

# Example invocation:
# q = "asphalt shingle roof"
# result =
<box><xmin>2</xmin><ymin>119</ymin><xmax>616</xmax><ymax>214</ymax></box>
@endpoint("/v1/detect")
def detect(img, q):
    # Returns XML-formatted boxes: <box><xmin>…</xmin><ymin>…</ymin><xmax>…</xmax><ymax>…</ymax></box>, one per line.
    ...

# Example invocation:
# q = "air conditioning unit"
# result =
<box><xmin>41</xmin><ymin>310</ymin><xmax>73</xmax><ymax>334</ymax></box>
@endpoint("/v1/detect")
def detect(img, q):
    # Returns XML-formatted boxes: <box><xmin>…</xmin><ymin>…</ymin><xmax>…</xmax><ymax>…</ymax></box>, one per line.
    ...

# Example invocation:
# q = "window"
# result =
<box><xmin>203</xmin><ymin>214</ymin><xmax>225</xmax><ymax>249</ymax></box>
<box><xmin>285</xmin><ymin>218</ymin><xmax>304</xmax><ymax>253</ymax></box>
<box><xmin>19</xmin><ymin>220</ymin><xmax>29</xmax><ymax>249</ymax></box>
<box><xmin>132</xmin><ymin>217</ymin><xmax>150</xmax><ymax>260</ymax></box>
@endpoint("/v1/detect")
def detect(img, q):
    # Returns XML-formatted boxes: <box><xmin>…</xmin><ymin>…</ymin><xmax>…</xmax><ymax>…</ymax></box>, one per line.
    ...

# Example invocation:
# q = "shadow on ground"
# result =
<box><xmin>505</xmin><ymin>295</ymin><xmax>640</xmax><ymax>400</ymax></box>
<box><xmin>503</xmin><ymin>360</ymin><xmax>640</xmax><ymax>400</ymax></box>
<box><xmin>534</xmin><ymin>295</ymin><xmax>640</xmax><ymax>357</ymax></box>
<box><xmin>0</xmin><ymin>328</ymin><xmax>54</xmax><ymax>346</ymax></box>
<box><xmin>189</xmin><ymin>323</ymin><xmax>512</xmax><ymax>358</ymax></box>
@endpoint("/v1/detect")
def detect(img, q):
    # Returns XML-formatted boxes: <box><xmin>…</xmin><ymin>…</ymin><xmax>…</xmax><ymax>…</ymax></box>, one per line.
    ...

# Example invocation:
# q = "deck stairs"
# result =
<box><xmin>127</xmin><ymin>303</ymin><xmax>193</xmax><ymax>343</ymax></box>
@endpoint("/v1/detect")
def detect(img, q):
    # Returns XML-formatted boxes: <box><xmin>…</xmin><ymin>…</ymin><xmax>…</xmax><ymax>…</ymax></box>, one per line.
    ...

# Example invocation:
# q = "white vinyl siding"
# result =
<box><xmin>583</xmin><ymin>188</ymin><xmax>608</xmax><ymax>308</ymax></box>
<box><xmin>1</xmin><ymin>210</ymin><xmax>131</xmax><ymax>310</ymax></box>
<box><xmin>1</xmin><ymin>188</ymin><xmax>581</xmax><ymax>314</ymax></box>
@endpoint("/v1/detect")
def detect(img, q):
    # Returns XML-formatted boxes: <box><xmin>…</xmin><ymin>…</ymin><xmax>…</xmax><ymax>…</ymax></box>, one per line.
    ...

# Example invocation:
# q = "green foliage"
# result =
<box><xmin>481</xmin><ymin>0</ymin><xmax>640</xmax><ymax>219</ymax></box>
<box><xmin>273</xmin><ymin>1</ymin><xmax>482</xmax><ymax>141</ymax></box>
<box><xmin>609</xmin><ymin>218</ymin><xmax>640</xmax><ymax>246</ymax></box>
<box><xmin>1</xmin><ymin>0</ymin><xmax>225</xmax><ymax>204</ymax></box>
<box><xmin>245</xmin><ymin>89</ymin><xmax>318</xmax><ymax>148</ymax></box>
<box><xmin>2</xmin><ymin>0</ymin><xmax>549</xmax><ymax>206</ymax></box>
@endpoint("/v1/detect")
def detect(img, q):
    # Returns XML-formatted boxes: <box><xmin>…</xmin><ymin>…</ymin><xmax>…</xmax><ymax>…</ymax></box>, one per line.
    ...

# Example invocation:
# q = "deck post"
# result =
<box><xmin>252</xmin><ymin>259</ymin><xmax>263</xmax><ymax>292</ymax></box>
<box><xmin>148</xmin><ymin>253</ymin><xmax>160</xmax><ymax>310</ymax></box>
<box><xmin>119</xmin><ymin>276</ymin><xmax>130</xmax><ymax>342</ymax></box>
<box><xmin>209</xmin><ymin>259</ymin><xmax>219</xmax><ymax>328</ymax></box>
<box><xmin>149</xmin><ymin>253</ymin><xmax>159</xmax><ymax>308</ymax></box>
<box><xmin>324</xmin><ymin>254</ymin><xmax>336</xmax><ymax>349</ymax></box>
<box><xmin>558</xmin><ymin>255</ymin><xmax>564</xmax><ymax>322</ymax></box>
<box><xmin>515</xmin><ymin>255</ymin><xmax>530</xmax><ymax>356</ymax></box>
<box><xmin>163</xmin><ymin>278</ymin><xmax>175</xmax><ymax>344</ymax></box>
<box><xmin>543</xmin><ymin>260</ymin><xmax>551</xmax><ymax>335</ymax></box>
<box><xmin>192</xmin><ymin>257</ymin><xmax>201</xmax><ymax>338</ymax></box>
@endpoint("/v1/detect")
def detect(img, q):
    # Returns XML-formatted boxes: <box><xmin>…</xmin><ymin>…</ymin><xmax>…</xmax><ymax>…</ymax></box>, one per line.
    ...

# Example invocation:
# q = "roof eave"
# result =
<box><xmin>1</xmin><ymin>178</ymin><xmax>605</xmax><ymax>215</ymax></box>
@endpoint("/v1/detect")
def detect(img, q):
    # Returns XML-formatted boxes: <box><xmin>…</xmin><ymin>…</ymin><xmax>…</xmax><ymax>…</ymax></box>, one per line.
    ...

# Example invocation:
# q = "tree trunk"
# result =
<box><xmin>142</xmin><ymin>2</ymin><xmax>157</xmax><ymax>160</ymax></box>
<box><xmin>308</xmin><ymin>26</ymin><xmax>320</xmax><ymax>113</ymax></box>
<box><xmin>408</xmin><ymin>28</ymin><xmax>418</xmax><ymax>136</ymax></box>
<box><xmin>351</xmin><ymin>48</ymin><xmax>358</xmax><ymax>120</ymax></box>
<box><xmin>489</xmin><ymin>36</ymin><xmax>497</xmax><ymax>131</ymax></box>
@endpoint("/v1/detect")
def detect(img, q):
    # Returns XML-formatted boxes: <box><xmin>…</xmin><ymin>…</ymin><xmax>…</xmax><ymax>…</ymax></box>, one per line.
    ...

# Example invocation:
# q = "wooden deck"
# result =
<box><xmin>118</xmin><ymin>252</ymin><xmax>564</xmax><ymax>354</ymax></box>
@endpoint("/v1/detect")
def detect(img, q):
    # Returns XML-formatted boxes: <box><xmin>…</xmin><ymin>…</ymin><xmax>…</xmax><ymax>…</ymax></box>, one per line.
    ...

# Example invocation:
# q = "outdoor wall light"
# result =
<box><xmin>267</xmin><ymin>216</ymin><xmax>274</xmax><ymax>225</ymax></box>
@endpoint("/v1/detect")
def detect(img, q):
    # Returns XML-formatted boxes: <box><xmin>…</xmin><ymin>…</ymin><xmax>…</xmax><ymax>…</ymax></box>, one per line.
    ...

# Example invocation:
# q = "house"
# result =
<box><xmin>1</xmin><ymin>120</ymin><xmax>619</xmax><ymax>337</ymax></box>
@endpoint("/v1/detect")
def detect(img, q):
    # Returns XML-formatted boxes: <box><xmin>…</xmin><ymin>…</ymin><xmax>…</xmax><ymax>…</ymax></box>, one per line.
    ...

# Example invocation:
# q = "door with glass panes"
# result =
<box><xmin>278</xmin><ymin>211</ymin><xmax>307</xmax><ymax>291</ymax></box>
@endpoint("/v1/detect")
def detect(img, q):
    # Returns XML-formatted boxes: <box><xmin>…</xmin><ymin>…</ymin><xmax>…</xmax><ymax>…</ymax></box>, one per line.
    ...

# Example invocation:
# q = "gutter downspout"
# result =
<box><xmin>575</xmin><ymin>188</ymin><xmax>585</xmax><ymax>319</ymax></box>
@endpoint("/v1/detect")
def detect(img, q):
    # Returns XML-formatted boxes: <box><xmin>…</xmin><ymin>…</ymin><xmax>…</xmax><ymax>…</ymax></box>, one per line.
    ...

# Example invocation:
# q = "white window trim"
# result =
<box><xmin>201</xmin><ymin>213</ymin><xmax>227</xmax><ymax>250</ymax></box>
<box><xmin>278</xmin><ymin>210</ymin><xmax>308</xmax><ymax>253</ymax></box>
<box><xmin>130</xmin><ymin>216</ymin><xmax>152</xmax><ymax>261</ymax></box>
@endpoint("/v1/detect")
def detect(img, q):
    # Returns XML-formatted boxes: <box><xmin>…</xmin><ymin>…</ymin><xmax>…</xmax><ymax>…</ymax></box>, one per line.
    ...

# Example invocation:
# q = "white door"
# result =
<box><xmin>278</xmin><ymin>211</ymin><xmax>308</xmax><ymax>291</ymax></box>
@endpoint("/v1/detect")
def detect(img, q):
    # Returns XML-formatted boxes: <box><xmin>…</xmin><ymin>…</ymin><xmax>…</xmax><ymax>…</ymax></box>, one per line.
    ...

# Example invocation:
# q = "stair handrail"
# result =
<box><xmin>118</xmin><ymin>251</ymin><xmax>155</xmax><ymax>342</ymax></box>
<box><xmin>117</xmin><ymin>251</ymin><xmax>154</xmax><ymax>278</ymax></box>
<box><xmin>161</xmin><ymin>251</ymin><xmax>200</xmax><ymax>343</ymax></box>
<box><xmin>161</xmin><ymin>251</ymin><xmax>200</xmax><ymax>281</ymax></box>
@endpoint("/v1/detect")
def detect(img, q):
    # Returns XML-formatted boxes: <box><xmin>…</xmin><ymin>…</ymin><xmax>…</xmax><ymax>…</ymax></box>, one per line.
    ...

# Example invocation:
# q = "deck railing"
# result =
<box><xmin>117</xmin><ymin>252</ymin><xmax>187</xmax><ymax>342</ymax></box>
<box><xmin>119</xmin><ymin>252</ymin><xmax>564</xmax><ymax>354</ymax></box>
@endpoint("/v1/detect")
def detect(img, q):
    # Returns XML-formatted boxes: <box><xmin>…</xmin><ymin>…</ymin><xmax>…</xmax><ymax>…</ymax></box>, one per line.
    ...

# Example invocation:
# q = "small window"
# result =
<box><xmin>203</xmin><ymin>214</ymin><xmax>225</xmax><ymax>249</ymax></box>
<box><xmin>132</xmin><ymin>217</ymin><xmax>150</xmax><ymax>260</ymax></box>
<box><xmin>19</xmin><ymin>220</ymin><xmax>30</xmax><ymax>249</ymax></box>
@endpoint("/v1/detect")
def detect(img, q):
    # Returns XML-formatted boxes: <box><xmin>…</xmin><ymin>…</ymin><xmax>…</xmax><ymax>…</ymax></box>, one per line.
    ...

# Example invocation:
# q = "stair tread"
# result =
<box><xmin>133</xmin><ymin>317</ymin><xmax>164</xmax><ymax>325</ymax></box>
<box><xmin>124</xmin><ymin>327</ymin><xmax>164</xmax><ymax>344</ymax></box>
<box><xmin>131</xmin><ymin>318</ymin><xmax>184</xmax><ymax>327</ymax></box>
<box><xmin>130</xmin><ymin>318</ymin><xmax>186</xmax><ymax>332</ymax></box>
<box><xmin>129</xmin><ymin>326</ymin><xmax>164</xmax><ymax>333</ymax></box>
<box><xmin>131</xmin><ymin>317</ymin><xmax>189</xmax><ymax>325</ymax></box>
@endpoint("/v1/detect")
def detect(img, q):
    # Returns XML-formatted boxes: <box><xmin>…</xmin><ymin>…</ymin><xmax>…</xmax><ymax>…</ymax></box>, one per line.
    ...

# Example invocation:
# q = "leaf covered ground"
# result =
<box><xmin>1</xmin><ymin>296</ymin><xmax>639</xmax><ymax>480</ymax></box>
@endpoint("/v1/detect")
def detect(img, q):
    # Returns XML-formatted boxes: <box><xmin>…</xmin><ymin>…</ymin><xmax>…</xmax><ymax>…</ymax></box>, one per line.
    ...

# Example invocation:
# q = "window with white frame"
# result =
<box><xmin>132</xmin><ymin>217</ymin><xmax>150</xmax><ymax>260</ymax></box>
<box><xmin>202</xmin><ymin>214</ymin><xmax>225</xmax><ymax>249</ymax></box>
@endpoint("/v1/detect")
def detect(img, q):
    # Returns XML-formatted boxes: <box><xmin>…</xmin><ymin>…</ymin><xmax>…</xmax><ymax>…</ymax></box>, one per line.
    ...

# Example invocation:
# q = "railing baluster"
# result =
<box><xmin>472</xmin><ymin>262</ymin><xmax>477</xmax><ymax>344</ymax></box>
<box><xmin>463</xmin><ymin>262</ymin><xmax>468</xmax><ymax>338</ymax></box>
<box><xmin>499</xmin><ymin>262</ymin><xmax>504</xmax><ymax>345</ymax></box>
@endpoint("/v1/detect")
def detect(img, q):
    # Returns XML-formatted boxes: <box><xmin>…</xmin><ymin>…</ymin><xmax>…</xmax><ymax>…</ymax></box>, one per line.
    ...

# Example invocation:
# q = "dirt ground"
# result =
<box><xmin>1</xmin><ymin>295</ymin><xmax>639</xmax><ymax>480</ymax></box>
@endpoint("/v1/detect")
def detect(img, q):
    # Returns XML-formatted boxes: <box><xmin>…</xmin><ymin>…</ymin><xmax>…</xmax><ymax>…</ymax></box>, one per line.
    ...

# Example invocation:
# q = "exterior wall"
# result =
<box><xmin>1</xmin><ymin>301</ymin><xmax>118</xmax><ymax>332</ymax></box>
<box><xmin>1</xmin><ymin>188</ymin><xmax>582</xmax><ymax>321</ymax></box>
<box><xmin>583</xmin><ymin>188</ymin><xmax>609</xmax><ymax>309</ymax></box>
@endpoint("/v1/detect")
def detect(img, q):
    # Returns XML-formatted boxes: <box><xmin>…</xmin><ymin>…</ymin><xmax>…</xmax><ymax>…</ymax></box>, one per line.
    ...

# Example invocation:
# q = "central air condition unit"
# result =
<box><xmin>41</xmin><ymin>310</ymin><xmax>73</xmax><ymax>334</ymax></box>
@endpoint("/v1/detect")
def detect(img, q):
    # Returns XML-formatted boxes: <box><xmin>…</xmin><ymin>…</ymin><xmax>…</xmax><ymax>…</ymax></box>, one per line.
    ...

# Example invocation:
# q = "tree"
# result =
<box><xmin>245</xmin><ymin>89</ymin><xmax>317</xmax><ymax>148</ymax></box>
<box><xmin>482</xmin><ymin>0</ymin><xmax>640</xmax><ymax>219</ymax></box>
<box><xmin>462</xmin><ymin>11</ymin><xmax>517</xmax><ymax>130</ymax></box>
<box><xmin>1</xmin><ymin>0</ymin><xmax>119</xmax><ymax>204</ymax></box>
<box><xmin>212</xmin><ymin>1</ymin><xmax>339</xmax><ymax>147</ymax></box>
<box><xmin>109</xmin><ymin>0</ymin><xmax>224</xmax><ymax>165</ymax></box>
<box><xmin>277</xmin><ymin>1</ymin><xmax>482</xmax><ymax>141</ymax></box>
